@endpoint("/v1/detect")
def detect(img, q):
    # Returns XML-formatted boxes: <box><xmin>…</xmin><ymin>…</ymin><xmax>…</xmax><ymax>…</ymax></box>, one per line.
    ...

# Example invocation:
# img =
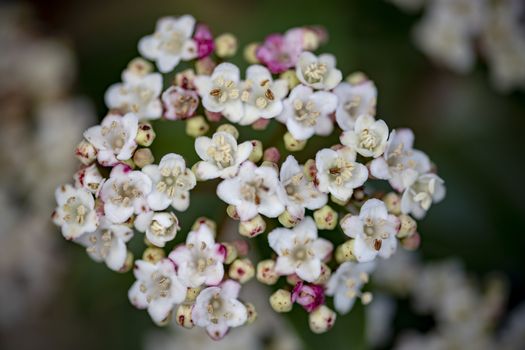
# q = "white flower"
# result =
<box><xmin>268</xmin><ymin>217</ymin><xmax>333</xmax><ymax>282</ymax></box>
<box><xmin>315</xmin><ymin>147</ymin><xmax>368</xmax><ymax>202</ymax></box>
<box><xmin>326</xmin><ymin>261</ymin><xmax>376</xmax><ymax>314</ymax></box>
<box><xmin>52</xmin><ymin>184</ymin><xmax>98</xmax><ymax>240</ymax></box>
<box><xmin>340</xmin><ymin>114</ymin><xmax>389</xmax><ymax>158</ymax></box>
<box><xmin>193</xmin><ymin>131</ymin><xmax>253</xmax><ymax>180</ymax></box>
<box><xmin>142</xmin><ymin>153</ymin><xmax>196</xmax><ymax>211</ymax></box>
<box><xmin>83</xmin><ymin>113</ymin><xmax>139</xmax><ymax>166</ymax></box>
<box><xmin>333</xmin><ymin>80</ymin><xmax>377</xmax><ymax>131</ymax></box>
<box><xmin>105</xmin><ymin>68</ymin><xmax>163</xmax><ymax>120</ymax></box>
<box><xmin>135</xmin><ymin>211</ymin><xmax>180</xmax><ymax>247</ymax></box>
<box><xmin>278</xmin><ymin>84</ymin><xmax>337</xmax><ymax>140</ymax></box>
<box><xmin>296</xmin><ymin>52</ymin><xmax>342</xmax><ymax>90</ymax></box>
<box><xmin>128</xmin><ymin>259</ymin><xmax>186</xmax><ymax>325</ymax></box>
<box><xmin>192</xmin><ymin>280</ymin><xmax>248</xmax><ymax>340</ymax></box>
<box><xmin>168</xmin><ymin>224</ymin><xmax>226</xmax><ymax>288</ymax></box>
<box><xmin>217</xmin><ymin>161</ymin><xmax>285</xmax><ymax>221</ymax></box>
<box><xmin>340</xmin><ymin>199</ymin><xmax>400</xmax><ymax>262</ymax></box>
<box><xmin>194</xmin><ymin>63</ymin><xmax>244</xmax><ymax>123</ymax></box>
<box><xmin>280</xmin><ymin>155</ymin><xmax>327</xmax><ymax>221</ymax></box>
<box><xmin>138</xmin><ymin>15</ymin><xmax>197</xmax><ymax>73</ymax></box>
<box><xmin>99</xmin><ymin>164</ymin><xmax>152</xmax><ymax>224</ymax></box>
<box><xmin>75</xmin><ymin>217</ymin><xmax>133</xmax><ymax>271</ymax></box>
<box><xmin>74</xmin><ymin>163</ymin><xmax>104</xmax><ymax>195</ymax></box>
<box><xmin>370</xmin><ymin>128</ymin><xmax>431</xmax><ymax>192</ymax></box>
<box><xmin>239</xmin><ymin>65</ymin><xmax>289</xmax><ymax>125</ymax></box>
<box><xmin>401</xmin><ymin>173</ymin><xmax>445</xmax><ymax>219</ymax></box>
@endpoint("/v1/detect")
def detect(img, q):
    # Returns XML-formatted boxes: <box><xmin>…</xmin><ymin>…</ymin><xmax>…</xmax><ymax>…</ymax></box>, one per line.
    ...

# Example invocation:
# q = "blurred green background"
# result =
<box><xmin>8</xmin><ymin>0</ymin><xmax>525</xmax><ymax>349</ymax></box>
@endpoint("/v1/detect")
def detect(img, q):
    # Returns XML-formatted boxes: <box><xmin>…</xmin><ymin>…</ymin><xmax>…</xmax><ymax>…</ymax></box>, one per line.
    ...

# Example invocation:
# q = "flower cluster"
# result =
<box><xmin>388</xmin><ymin>0</ymin><xmax>525</xmax><ymax>92</ymax></box>
<box><xmin>53</xmin><ymin>14</ymin><xmax>445</xmax><ymax>339</ymax></box>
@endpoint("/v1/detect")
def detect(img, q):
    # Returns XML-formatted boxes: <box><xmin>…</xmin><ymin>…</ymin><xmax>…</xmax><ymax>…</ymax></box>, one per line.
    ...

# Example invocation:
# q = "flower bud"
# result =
<box><xmin>239</xmin><ymin>215</ymin><xmax>266</xmax><ymax>238</ymax></box>
<box><xmin>361</xmin><ymin>292</ymin><xmax>373</xmax><ymax>305</ymax></box>
<box><xmin>397</xmin><ymin>214</ymin><xmax>417</xmax><ymax>238</ymax></box>
<box><xmin>243</xmin><ymin>42</ymin><xmax>260</xmax><ymax>64</ymax></box>
<box><xmin>175</xmin><ymin>304</ymin><xmax>194</xmax><ymax>329</ymax></box>
<box><xmin>222</xmin><ymin>242</ymin><xmax>238</xmax><ymax>264</ymax></box>
<box><xmin>248</xmin><ymin>140</ymin><xmax>263</xmax><ymax>162</ymax></box>
<box><xmin>304</xmin><ymin>159</ymin><xmax>317</xmax><ymax>181</ymax></box>
<box><xmin>330</xmin><ymin>194</ymin><xmax>348</xmax><ymax>206</ymax></box>
<box><xmin>313</xmin><ymin>263</ymin><xmax>331</xmax><ymax>285</ymax></box>
<box><xmin>251</xmin><ymin>118</ymin><xmax>271</xmax><ymax>130</ymax></box>
<box><xmin>284</xmin><ymin>132</ymin><xmax>307</xmax><ymax>152</ymax></box>
<box><xmin>244</xmin><ymin>302</ymin><xmax>257</xmax><ymax>324</ymax></box>
<box><xmin>118</xmin><ymin>252</ymin><xmax>134</xmax><ymax>273</ymax></box>
<box><xmin>142</xmin><ymin>247</ymin><xmax>165</xmax><ymax>263</ymax></box>
<box><xmin>313</xmin><ymin>205</ymin><xmax>338</xmax><ymax>230</ymax></box>
<box><xmin>195</xmin><ymin>56</ymin><xmax>216</xmax><ymax>75</ymax></box>
<box><xmin>335</xmin><ymin>239</ymin><xmax>356</xmax><ymax>263</ymax></box>
<box><xmin>384</xmin><ymin>192</ymin><xmax>401</xmax><ymax>215</ymax></box>
<box><xmin>302</xmin><ymin>29</ymin><xmax>320</xmax><ymax>51</ymax></box>
<box><xmin>232</xmin><ymin>239</ymin><xmax>249</xmax><ymax>256</ymax></box>
<box><xmin>127</xmin><ymin>57</ymin><xmax>153</xmax><ymax>76</ymax></box>
<box><xmin>401</xmin><ymin>232</ymin><xmax>420</xmax><ymax>251</ymax></box>
<box><xmin>133</xmin><ymin>148</ymin><xmax>154</xmax><ymax>168</ymax></box>
<box><xmin>263</xmin><ymin>147</ymin><xmax>281</xmax><ymax>163</ymax></box>
<box><xmin>185</xmin><ymin>287</ymin><xmax>202</xmax><ymax>302</ymax></box>
<box><xmin>174</xmin><ymin>68</ymin><xmax>196</xmax><ymax>89</ymax></box>
<box><xmin>75</xmin><ymin>139</ymin><xmax>97</xmax><ymax>165</ymax></box>
<box><xmin>215</xmin><ymin>33</ymin><xmax>238</xmax><ymax>58</ymax></box>
<box><xmin>278</xmin><ymin>210</ymin><xmax>301</xmax><ymax>228</ymax></box>
<box><xmin>269</xmin><ymin>289</ymin><xmax>293</xmax><ymax>313</ymax></box>
<box><xmin>229</xmin><ymin>258</ymin><xmax>255</xmax><ymax>283</ymax></box>
<box><xmin>256</xmin><ymin>259</ymin><xmax>279</xmax><ymax>285</ymax></box>
<box><xmin>135</xmin><ymin>122</ymin><xmax>156</xmax><ymax>147</ymax></box>
<box><xmin>191</xmin><ymin>217</ymin><xmax>217</xmax><ymax>236</ymax></box>
<box><xmin>216</xmin><ymin>124</ymin><xmax>239</xmax><ymax>139</ymax></box>
<box><xmin>280</xmin><ymin>70</ymin><xmax>300</xmax><ymax>90</ymax></box>
<box><xmin>185</xmin><ymin>116</ymin><xmax>209</xmax><ymax>137</ymax></box>
<box><xmin>226</xmin><ymin>205</ymin><xmax>240</xmax><ymax>220</ymax></box>
<box><xmin>292</xmin><ymin>282</ymin><xmax>325</xmax><ymax>312</ymax></box>
<box><xmin>346</xmin><ymin>71</ymin><xmax>368</xmax><ymax>85</ymax></box>
<box><xmin>309</xmin><ymin>305</ymin><xmax>336</xmax><ymax>334</ymax></box>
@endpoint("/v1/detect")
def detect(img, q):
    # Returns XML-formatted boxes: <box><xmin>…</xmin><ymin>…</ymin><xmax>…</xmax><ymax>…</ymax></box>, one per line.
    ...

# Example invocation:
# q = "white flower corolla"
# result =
<box><xmin>142</xmin><ymin>153</ymin><xmax>196</xmax><ymax>211</ymax></box>
<box><xmin>194</xmin><ymin>63</ymin><xmax>244</xmax><ymax>123</ymax></box>
<box><xmin>341</xmin><ymin>199</ymin><xmax>400</xmax><ymax>262</ymax></box>
<box><xmin>280</xmin><ymin>155</ymin><xmax>327</xmax><ymax>221</ymax></box>
<box><xmin>75</xmin><ymin>217</ymin><xmax>133</xmax><ymax>271</ymax></box>
<box><xmin>135</xmin><ymin>211</ymin><xmax>180</xmax><ymax>248</ymax></box>
<box><xmin>340</xmin><ymin>114</ymin><xmax>389</xmax><ymax>158</ymax></box>
<box><xmin>138</xmin><ymin>15</ymin><xmax>198</xmax><ymax>73</ymax></box>
<box><xmin>296</xmin><ymin>52</ymin><xmax>342</xmax><ymax>90</ymax></box>
<box><xmin>278</xmin><ymin>84</ymin><xmax>337</xmax><ymax>140</ymax></box>
<box><xmin>315</xmin><ymin>147</ymin><xmax>368</xmax><ymax>202</ymax></box>
<box><xmin>333</xmin><ymin>80</ymin><xmax>377</xmax><ymax>131</ymax></box>
<box><xmin>194</xmin><ymin>131</ymin><xmax>253</xmax><ymax>180</ymax></box>
<box><xmin>83</xmin><ymin>113</ymin><xmax>139</xmax><ymax>166</ymax></box>
<box><xmin>217</xmin><ymin>161</ymin><xmax>285</xmax><ymax>221</ymax></box>
<box><xmin>52</xmin><ymin>184</ymin><xmax>98</xmax><ymax>240</ymax></box>
<box><xmin>427</xmin><ymin>0</ymin><xmax>486</xmax><ymax>36</ymax></box>
<box><xmin>99</xmin><ymin>164</ymin><xmax>152</xmax><ymax>224</ymax></box>
<box><xmin>370</xmin><ymin>129</ymin><xmax>431</xmax><ymax>192</ymax></box>
<box><xmin>74</xmin><ymin>163</ymin><xmax>105</xmax><ymax>195</ymax></box>
<box><xmin>268</xmin><ymin>217</ymin><xmax>333</xmax><ymax>282</ymax></box>
<box><xmin>128</xmin><ymin>259</ymin><xmax>186</xmax><ymax>325</ymax></box>
<box><xmin>239</xmin><ymin>65</ymin><xmax>289</xmax><ymax>125</ymax></box>
<box><xmin>401</xmin><ymin>173</ymin><xmax>445</xmax><ymax>219</ymax></box>
<box><xmin>326</xmin><ymin>261</ymin><xmax>376</xmax><ymax>314</ymax></box>
<box><xmin>105</xmin><ymin>67</ymin><xmax>163</xmax><ymax>120</ymax></box>
<box><xmin>169</xmin><ymin>224</ymin><xmax>226</xmax><ymax>288</ymax></box>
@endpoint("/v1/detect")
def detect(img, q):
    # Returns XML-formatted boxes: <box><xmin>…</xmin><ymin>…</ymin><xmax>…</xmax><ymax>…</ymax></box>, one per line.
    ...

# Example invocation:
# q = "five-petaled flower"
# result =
<box><xmin>161</xmin><ymin>86</ymin><xmax>200</xmax><ymax>120</ymax></box>
<box><xmin>53</xmin><ymin>184</ymin><xmax>98</xmax><ymax>240</ymax></box>
<box><xmin>135</xmin><ymin>211</ymin><xmax>180</xmax><ymax>247</ymax></box>
<box><xmin>401</xmin><ymin>173</ymin><xmax>446</xmax><ymax>219</ymax></box>
<box><xmin>256</xmin><ymin>29</ymin><xmax>304</xmax><ymax>73</ymax></box>
<box><xmin>296</xmin><ymin>52</ymin><xmax>342</xmax><ymax>90</ymax></box>
<box><xmin>340</xmin><ymin>115</ymin><xmax>389</xmax><ymax>158</ymax></box>
<box><xmin>333</xmin><ymin>79</ymin><xmax>377</xmax><ymax>131</ymax></box>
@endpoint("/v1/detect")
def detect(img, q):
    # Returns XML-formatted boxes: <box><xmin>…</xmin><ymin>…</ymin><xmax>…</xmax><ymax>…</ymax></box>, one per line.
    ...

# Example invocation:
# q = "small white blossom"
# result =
<box><xmin>340</xmin><ymin>114</ymin><xmax>389</xmax><ymax>158</ymax></box>
<box><xmin>268</xmin><ymin>217</ymin><xmax>333</xmax><ymax>282</ymax></box>
<box><xmin>99</xmin><ymin>164</ymin><xmax>152</xmax><ymax>224</ymax></box>
<box><xmin>192</xmin><ymin>280</ymin><xmax>248</xmax><ymax>340</ymax></box>
<box><xmin>74</xmin><ymin>163</ymin><xmax>105</xmax><ymax>195</ymax></box>
<box><xmin>315</xmin><ymin>147</ymin><xmax>368</xmax><ymax>202</ymax></box>
<box><xmin>194</xmin><ymin>63</ymin><xmax>244</xmax><ymax>123</ymax></box>
<box><xmin>217</xmin><ymin>161</ymin><xmax>285</xmax><ymax>221</ymax></box>
<box><xmin>370</xmin><ymin>129</ymin><xmax>431</xmax><ymax>192</ymax></box>
<box><xmin>239</xmin><ymin>65</ymin><xmax>289</xmax><ymax>125</ymax></box>
<box><xmin>75</xmin><ymin>217</ymin><xmax>133</xmax><ymax>271</ymax></box>
<box><xmin>128</xmin><ymin>259</ymin><xmax>186</xmax><ymax>325</ymax></box>
<box><xmin>138</xmin><ymin>15</ymin><xmax>198</xmax><ymax>73</ymax></box>
<box><xmin>194</xmin><ymin>131</ymin><xmax>253</xmax><ymax>180</ymax></box>
<box><xmin>83</xmin><ymin>113</ymin><xmax>139</xmax><ymax>166</ymax></box>
<box><xmin>280</xmin><ymin>155</ymin><xmax>327</xmax><ymax>221</ymax></box>
<box><xmin>52</xmin><ymin>184</ymin><xmax>98</xmax><ymax>240</ymax></box>
<box><xmin>278</xmin><ymin>84</ymin><xmax>337</xmax><ymax>140</ymax></box>
<box><xmin>105</xmin><ymin>67</ymin><xmax>163</xmax><ymax>120</ymax></box>
<box><xmin>326</xmin><ymin>261</ymin><xmax>376</xmax><ymax>314</ymax></box>
<box><xmin>333</xmin><ymin>80</ymin><xmax>377</xmax><ymax>131</ymax></box>
<box><xmin>142</xmin><ymin>153</ymin><xmax>196</xmax><ymax>211</ymax></box>
<box><xmin>340</xmin><ymin>199</ymin><xmax>400</xmax><ymax>262</ymax></box>
<box><xmin>168</xmin><ymin>224</ymin><xmax>226</xmax><ymax>288</ymax></box>
<box><xmin>401</xmin><ymin>173</ymin><xmax>446</xmax><ymax>219</ymax></box>
<box><xmin>135</xmin><ymin>211</ymin><xmax>180</xmax><ymax>247</ymax></box>
<box><xmin>296</xmin><ymin>52</ymin><xmax>342</xmax><ymax>90</ymax></box>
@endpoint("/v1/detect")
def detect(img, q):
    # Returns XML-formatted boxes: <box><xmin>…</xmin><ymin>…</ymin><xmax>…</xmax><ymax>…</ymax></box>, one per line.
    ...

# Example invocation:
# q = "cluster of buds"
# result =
<box><xmin>53</xmin><ymin>14</ymin><xmax>445</xmax><ymax>339</ymax></box>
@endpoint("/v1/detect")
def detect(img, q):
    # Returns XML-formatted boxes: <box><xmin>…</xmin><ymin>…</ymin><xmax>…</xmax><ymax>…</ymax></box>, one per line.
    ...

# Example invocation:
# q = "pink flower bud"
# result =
<box><xmin>193</xmin><ymin>24</ymin><xmax>215</xmax><ymax>59</ymax></box>
<box><xmin>162</xmin><ymin>86</ymin><xmax>199</xmax><ymax>120</ymax></box>
<box><xmin>292</xmin><ymin>281</ymin><xmax>325</xmax><ymax>312</ymax></box>
<box><xmin>263</xmin><ymin>147</ymin><xmax>281</xmax><ymax>163</ymax></box>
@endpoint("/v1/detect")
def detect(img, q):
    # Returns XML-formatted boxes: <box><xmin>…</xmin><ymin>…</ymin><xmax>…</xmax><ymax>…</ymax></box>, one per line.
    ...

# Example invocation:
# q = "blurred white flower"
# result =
<box><xmin>333</xmin><ymin>80</ymin><xmax>377</xmax><ymax>131</ymax></box>
<box><xmin>135</xmin><ymin>211</ymin><xmax>180</xmax><ymax>248</ymax></box>
<box><xmin>296</xmin><ymin>52</ymin><xmax>342</xmax><ymax>90</ymax></box>
<box><xmin>401</xmin><ymin>173</ymin><xmax>445</xmax><ymax>219</ymax></box>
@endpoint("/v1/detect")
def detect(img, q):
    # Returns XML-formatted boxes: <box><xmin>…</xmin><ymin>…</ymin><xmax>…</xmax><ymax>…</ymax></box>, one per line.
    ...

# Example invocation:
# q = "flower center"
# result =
<box><xmin>285</xmin><ymin>173</ymin><xmax>305</xmax><ymax>203</ymax></box>
<box><xmin>207</xmin><ymin>135</ymin><xmax>234</xmax><ymax>169</ymax></box>
<box><xmin>240</xmin><ymin>178</ymin><xmax>268</xmax><ymax>205</ymax></box>
<box><xmin>101</xmin><ymin>121</ymin><xmax>127</xmax><ymax>153</ymax></box>
<box><xmin>293</xmin><ymin>99</ymin><xmax>320</xmax><ymax>126</ymax></box>
<box><xmin>240</xmin><ymin>79</ymin><xmax>275</xmax><ymax>109</ymax></box>
<box><xmin>329</xmin><ymin>157</ymin><xmax>355</xmax><ymax>186</ymax></box>
<box><xmin>359</xmin><ymin>129</ymin><xmax>378</xmax><ymax>151</ymax></box>
<box><xmin>303</xmin><ymin>62</ymin><xmax>327</xmax><ymax>84</ymax></box>
<box><xmin>62</xmin><ymin>196</ymin><xmax>88</xmax><ymax>224</ymax></box>
<box><xmin>159</xmin><ymin>30</ymin><xmax>184</xmax><ymax>54</ymax></box>
<box><xmin>142</xmin><ymin>272</ymin><xmax>172</xmax><ymax>302</ymax></box>
<box><xmin>363</xmin><ymin>217</ymin><xmax>389</xmax><ymax>251</ymax></box>
<box><xmin>86</xmin><ymin>229</ymin><xmax>113</xmax><ymax>258</ymax></box>
<box><xmin>411</xmin><ymin>178</ymin><xmax>436</xmax><ymax>210</ymax></box>
<box><xmin>344</xmin><ymin>96</ymin><xmax>362</xmax><ymax>117</ymax></box>
<box><xmin>112</xmin><ymin>180</ymin><xmax>142</xmax><ymax>207</ymax></box>
<box><xmin>156</xmin><ymin>166</ymin><xmax>192</xmax><ymax>197</ymax></box>
<box><xmin>209</xmin><ymin>76</ymin><xmax>240</xmax><ymax>104</ymax></box>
